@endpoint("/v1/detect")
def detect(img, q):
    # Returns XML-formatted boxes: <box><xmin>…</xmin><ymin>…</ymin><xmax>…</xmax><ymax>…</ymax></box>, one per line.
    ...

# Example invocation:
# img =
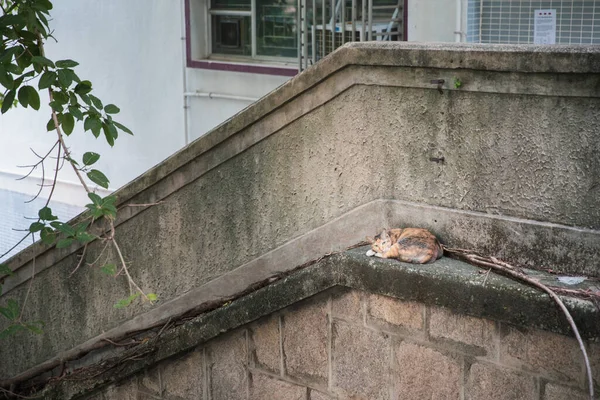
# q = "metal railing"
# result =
<box><xmin>297</xmin><ymin>0</ymin><xmax>404</xmax><ymax>71</ymax></box>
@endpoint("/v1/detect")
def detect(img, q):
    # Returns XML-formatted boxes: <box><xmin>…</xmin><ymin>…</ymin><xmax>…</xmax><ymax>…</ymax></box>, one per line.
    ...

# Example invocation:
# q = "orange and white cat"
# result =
<box><xmin>366</xmin><ymin>228</ymin><xmax>443</xmax><ymax>264</ymax></box>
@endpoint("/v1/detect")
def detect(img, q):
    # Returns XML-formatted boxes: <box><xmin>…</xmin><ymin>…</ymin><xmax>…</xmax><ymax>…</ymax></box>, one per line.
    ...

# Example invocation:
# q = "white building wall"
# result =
<box><xmin>0</xmin><ymin>0</ymin><xmax>186</xmax><ymax>205</ymax></box>
<box><xmin>185</xmin><ymin>69</ymin><xmax>289</xmax><ymax>142</ymax></box>
<box><xmin>407</xmin><ymin>0</ymin><xmax>462</xmax><ymax>42</ymax></box>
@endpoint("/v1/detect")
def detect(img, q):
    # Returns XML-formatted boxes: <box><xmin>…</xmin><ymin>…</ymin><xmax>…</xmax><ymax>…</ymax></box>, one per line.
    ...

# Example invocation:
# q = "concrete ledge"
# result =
<box><xmin>38</xmin><ymin>249</ymin><xmax>599</xmax><ymax>398</ymax></box>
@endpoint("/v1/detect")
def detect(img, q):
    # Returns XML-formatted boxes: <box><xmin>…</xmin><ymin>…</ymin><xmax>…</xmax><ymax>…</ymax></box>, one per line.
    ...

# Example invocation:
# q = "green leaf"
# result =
<box><xmin>61</xmin><ymin>113</ymin><xmax>74</xmax><ymax>135</ymax></box>
<box><xmin>114</xmin><ymin>293</ymin><xmax>140</xmax><ymax>309</ymax></box>
<box><xmin>23</xmin><ymin>321</ymin><xmax>44</xmax><ymax>335</ymax></box>
<box><xmin>89</xmin><ymin>94</ymin><xmax>103</xmax><ymax>110</ymax></box>
<box><xmin>69</xmin><ymin>92</ymin><xmax>79</xmax><ymax>106</ymax></box>
<box><xmin>0</xmin><ymin>15</ymin><xmax>26</xmax><ymax>28</ymax></box>
<box><xmin>0</xmin><ymin>70</ymin><xmax>14</xmax><ymax>90</ymax></box>
<box><xmin>0</xmin><ymin>47</ymin><xmax>21</xmax><ymax>64</ymax></box>
<box><xmin>87</xmin><ymin>207</ymin><xmax>104</xmax><ymax>219</ymax></box>
<box><xmin>74</xmin><ymin>81</ymin><xmax>92</xmax><ymax>95</ymax></box>
<box><xmin>56</xmin><ymin>238</ymin><xmax>74</xmax><ymax>249</ymax></box>
<box><xmin>38</xmin><ymin>70</ymin><xmax>56</xmax><ymax>89</ymax></box>
<box><xmin>0</xmin><ymin>299</ymin><xmax>20</xmax><ymax>320</ymax></box>
<box><xmin>113</xmin><ymin>121</ymin><xmax>133</xmax><ymax>135</ymax></box>
<box><xmin>17</xmin><ymin>86</ymin><xmax>29</xmax><ymax>108</ymax></box>
<box><xmin>100</xmin><ymin>263</ymin><xmax>117</xmax><ymax>276</ymax></box>
<box><xmin>15</xmin><ymin>49</ymin><xmax>32</xmax><ymax>72</ymax></box>
<box><xmin>63</xmin><ymin>69</ymin><xmax>80</xmax><ymax>84</ymax></box>
<box><xmin>5</xmin><ymin>63</ymin><xmax>23</xmax><ymax>75</ymax></box>
<box><xmin>147</xmin><ymin>293</ymin><xmax>158</xmax><ymax>302</ymax></box>
<box><xmin>1</xmin><ymin>90</ymin><xmax>15</xmax><ymax>114</ymax></box>
<box><xmin>29</xmin><ymin>221</ymin><xmax>45</xmax><ymax>233</ymax></box>
<box><xmin>49</xmin><ymin>100</ymin><xmax>63</xmax><ymax>113</ymax></box>
<box><xmin>68</xmin><ymin>105</ymin><xmax>84</xmax><ymax>120</ymax></box>
<box><xmin>57</xmin><ymin>69</ymin><xmax>72</xmax><ymax>88</ymax></box>
<box><xmin>87</xmin><ymin>192</ymin><xmax>102</xmax><ymax>205</ymax></box>
<box><xmin>102</xmin><ymin>122</ymin><xmax>116</xmax><ymax>146</ymax></box>
<box><xmin>84</xmin><ymin>116</ymin><xmax>102</xmax><ymax>138</ymax></box>
<box><xmin>38</xmin><ymin>206</ymin><xmax>57</xmax><ymax>221</ymax></box>
<box><xmin>76</xmin><ymin>232</ymin><xmax>96</xmax><ymax>244</ymax></box>
<box><xmin>83</xmin><ymin>152</ymin><xmax>100</xmax><ymax>166</ymax></box>
<box><xmin>16</xmin><ymin>86</ymin><xmax>38</xmax><ymax>110</ymax></box>
<box><xmin>51</xmin><ymin>222</ymin><xmax>76</xmax><ymax>236</ymax></box>
<box><xmin>53</xmin><ymin>91</ymin><xmax>69</xmax><ymax>104</ymax></box>
<box><xmin>46</xmin><ymin>116</ymin><xmax>57</xmax><ymax>131</ymax></box>
<box><xmin>40</xmin><ymin>227</ymin><xmax>56</xmax><ymax>245</ymax></box>
<box><xmin>104</xmin><ymin>104</ymin><xmax>120</xmax><ymax>114</ymax></box>
<box><xmin>31</xmin><ymin>56</ymin><xmax>54</xmax><ymax>68</ymax></box>
<box><xmin>87</xmin><ymin>170</ymin><xmax>109</xmax><ymax>189</ymax></box>
<box><xmin>101</xmin><ymin>204</ymin><xmax>117</xmax><ymax>218</ymax></box>
<box><xmin>74</xmin><ymin>222</ymin><xmax>90</xmax><ymax>234</ymax></box>
<box><xmin>32</xmin><ymin>0</ymin><xmax>53</xmax><ymax>13</ymax></box>
<box><xmin>26</xmin><ymin>86</ymin><xmax>40</xmax><ymax>110</ymax></box>
<box><xmin>0</xmin><ymin>324</ymin><xmax>26</xmax><ymax>339</ymax></box>
<box><xmin>0</xmin><ymin>264</ymin><xmax>13</xmax><ymax>277</ymax></box>
<box><xmin>55</xmin><ymin>59</ymin><xmax>79</xmax><ymax>68</ymax></box>
<box><xmin>79</xmin><ymin>93</ymin><xmax>91</xmax><ymax>106</ymax></box>
<box><xmin>102</xmin><ymin>195</ymin><xmax>117</xmax><ymax>205</ymax></box>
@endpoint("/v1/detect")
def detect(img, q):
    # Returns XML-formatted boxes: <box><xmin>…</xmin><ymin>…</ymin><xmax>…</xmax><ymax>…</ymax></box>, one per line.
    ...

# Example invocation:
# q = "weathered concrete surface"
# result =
<box><xmin>36</xmin><ymin>251</ymin><xmax>597</xmax><ymax>399</ymax></box>
<box><xmin>1</xmin><ymin>43</ymin><xmax>599</xmax><ymax>382</ymax></box>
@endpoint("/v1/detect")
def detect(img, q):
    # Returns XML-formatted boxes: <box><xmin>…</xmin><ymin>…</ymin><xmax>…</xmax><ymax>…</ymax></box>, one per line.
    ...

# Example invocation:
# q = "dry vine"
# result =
<box><xmin>444</xmin><ymin>246</ymin><xmax>596</xmax><ymax>400</ymax></box>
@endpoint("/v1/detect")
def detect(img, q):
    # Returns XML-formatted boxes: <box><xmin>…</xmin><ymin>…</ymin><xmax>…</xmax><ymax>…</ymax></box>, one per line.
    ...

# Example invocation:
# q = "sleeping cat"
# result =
<box><xmin>366</xmin><ymin>228</ymin><xmax>443</xmax><ymax>264</ymax></box>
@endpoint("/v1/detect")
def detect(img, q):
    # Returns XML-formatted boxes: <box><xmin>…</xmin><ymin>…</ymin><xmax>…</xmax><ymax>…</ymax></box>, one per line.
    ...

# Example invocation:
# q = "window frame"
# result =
<box><xmin>185</xmin><ymin>0</ymin><xmax>299</xmax><ymax>76</ymax></box>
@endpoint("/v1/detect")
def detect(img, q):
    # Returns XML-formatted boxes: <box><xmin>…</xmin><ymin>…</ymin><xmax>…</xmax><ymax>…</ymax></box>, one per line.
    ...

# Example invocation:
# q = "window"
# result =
<box><xmin>209</xmin><ymin>0</ymin><xmax>299</xmax><ymax>60</ymax></box>
<box><xmin>467</xmin><ymin>0</ymin><xmax>600</xmax><ymax>44</ymax></box>
<box><xmin>186</xmin><ymin>0</ymin><xmax>405</xmax><ymax>75</ymax></box>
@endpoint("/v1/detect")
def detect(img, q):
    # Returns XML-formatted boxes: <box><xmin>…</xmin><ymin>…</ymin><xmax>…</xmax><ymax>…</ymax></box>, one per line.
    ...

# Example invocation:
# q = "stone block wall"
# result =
<box><xmin>87</xmin><ymin>288</ymin><xmax>593</xmax><ymax>399</ymax></box>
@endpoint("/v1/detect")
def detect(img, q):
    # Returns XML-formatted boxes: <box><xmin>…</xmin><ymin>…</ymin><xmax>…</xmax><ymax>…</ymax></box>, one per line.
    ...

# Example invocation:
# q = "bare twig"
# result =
<box><xmin>0</xmin><ymin>233</ymin><xmax>32</xmax><ymax>260</ymax></box>
<box><xmin>112</xmin><ymin>240</ymin><xmax>148</xmax><ymax>300</ymax></box>
<box><xmin>100</xmin><ymin>337</ymin><xmax>138</xmax><ymax>347</ymax></box>
<box><xmin>86</xmin><ymin>241</ymin><xmax>109</xmax><ymax>268</ymax></box>
<box><xmin>50</xmin><ymin>111</ymin><xmax>89</xmax><ymax>193</ymax></box>
<box><xmin>156</xmin><ymin>317</ymin><xmax>172</xmax><ymax>338</ymax></box>
<box><xmin>69</xmin><ymin>244</ymin><xmax>88</xmax><ymax>277</ymax></box>
<box><xmin>17</xmin><ymin>237</ymin><xmax>37</xmax><ymax>323</ymax></box>
<box><xmin>0</xmin><ymin>386</ymin><xmax>41</xmax><ymax>399</ymax></box>
<box><xmin>16</xmin><ymin>142</ymin><xmax>58</xmax><ymax>181</ymax></box>
<box><xmin>481</xmin><ymin>267</ymin><xmax>491</xmax><ymax>287</ymax></box>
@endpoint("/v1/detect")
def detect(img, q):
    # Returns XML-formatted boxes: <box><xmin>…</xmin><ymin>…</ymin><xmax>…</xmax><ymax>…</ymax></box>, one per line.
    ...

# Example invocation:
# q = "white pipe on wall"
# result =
<box><xmin>181</xmin><ymin>0</ymin><xmax>190</xmax><ymax>145</ymax></box>
<box><xmin>184</xmin><ymin>92</ymin><xmax>260</xmax><ymax>102</ymax></box>
<box><xmin>455</xmin><ymin>0</ymin><xmax>462</xmax><ymax>42</ymax></box>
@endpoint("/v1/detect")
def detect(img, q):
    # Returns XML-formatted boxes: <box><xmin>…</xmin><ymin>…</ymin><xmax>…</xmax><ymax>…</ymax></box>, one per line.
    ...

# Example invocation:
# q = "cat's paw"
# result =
<box><xmin>366</xmin><ymin>249</ymin><xmax>376</xmax><ymax>257</ymax></box>
<box><xmin>374</xmin><ymin>252</ymin><xmax>385</xmax><ymax>258</ymax></box>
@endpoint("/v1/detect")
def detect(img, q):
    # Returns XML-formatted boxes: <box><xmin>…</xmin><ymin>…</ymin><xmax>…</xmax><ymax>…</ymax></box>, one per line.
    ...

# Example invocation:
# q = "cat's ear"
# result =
<box><xmin>380</xmin><ymin>229</ymin><xmax>389</xmax><ymax>240</ymax></box>
<box><xmin>365</xmin><ymin>236</ymin><xmax>375</xmax><ymax>244</ymax></box>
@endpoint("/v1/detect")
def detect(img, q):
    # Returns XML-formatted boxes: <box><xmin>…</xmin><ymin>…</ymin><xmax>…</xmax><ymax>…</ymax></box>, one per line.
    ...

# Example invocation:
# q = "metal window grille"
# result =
<box><xmin>298</xmin><ymin>0</ymin><xmax>405</xmax><ymax>71</ymax></box>
<box><xmin>468</xmin><ymin>0</ymin><xmax>600</xmax><ymax>44</ymax></box>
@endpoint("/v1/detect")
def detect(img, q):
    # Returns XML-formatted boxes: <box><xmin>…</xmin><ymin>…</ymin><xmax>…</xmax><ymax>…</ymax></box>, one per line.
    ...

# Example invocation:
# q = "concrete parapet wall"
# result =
<box><xmin>79</xmin><ymin>288</ymin><xmax>592</xmax><ymax>400</ymax></box>
<box><xmin>1</xmin><ymin>43</ymin><xmax>599</xmax><ymax>383</ymax></box>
